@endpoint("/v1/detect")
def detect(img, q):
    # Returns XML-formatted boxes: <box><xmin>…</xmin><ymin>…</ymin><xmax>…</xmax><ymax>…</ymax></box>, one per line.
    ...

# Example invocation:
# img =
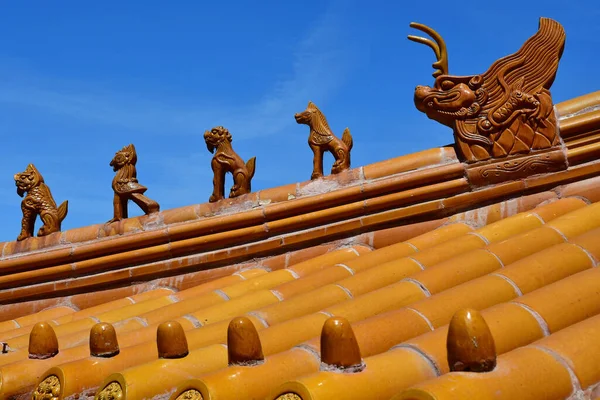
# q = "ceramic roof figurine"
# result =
<box><xmin>410</xmin><ymin>18</ymin><xmax>565</xmax><ymax>164</ymax></box>
<box><xmin>295</xmin><ymin>101</ymin><xmax>353</xmax><ymax>180</ymax></box>
<box><xmin>14</xmin><ymin>163</ymin><xmax>68</xmax><ymax>241</ymax></box>
<box><xmin>204</xmin><ymin>126</ymin><xmax>256</xmax><ymax>203</ymax></box>
<box><xmin>0</xmin><ymin>16</ymin><xmax>599</xmax><ymax>400</ymax></box>
<box><xmin>108</xmin><ymin>143</ymin><xmax>160</xmax><ymax>223</ymax></box>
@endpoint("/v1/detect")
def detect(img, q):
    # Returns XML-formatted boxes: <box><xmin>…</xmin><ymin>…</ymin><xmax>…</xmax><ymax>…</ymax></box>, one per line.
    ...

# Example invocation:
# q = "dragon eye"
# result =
<box><xmin>441</xmin><ymin>80</ymin><xmax>454</xmax><ymax>90</ymax></box>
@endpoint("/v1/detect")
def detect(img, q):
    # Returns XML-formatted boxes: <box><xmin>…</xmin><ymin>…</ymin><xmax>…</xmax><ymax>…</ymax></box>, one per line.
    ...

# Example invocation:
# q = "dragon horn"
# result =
<box><xmin>408</xmin><ymin>22</ymin><xmax>449</xmax><ymax>79</ymax></box>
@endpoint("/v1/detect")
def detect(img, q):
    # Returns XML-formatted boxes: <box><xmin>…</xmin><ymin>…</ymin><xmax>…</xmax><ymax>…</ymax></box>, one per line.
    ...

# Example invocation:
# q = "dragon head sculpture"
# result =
<box><xmin>409</xmin><ymin>18</ymin><xmax>565</xmax><ymax>162</ymax></box>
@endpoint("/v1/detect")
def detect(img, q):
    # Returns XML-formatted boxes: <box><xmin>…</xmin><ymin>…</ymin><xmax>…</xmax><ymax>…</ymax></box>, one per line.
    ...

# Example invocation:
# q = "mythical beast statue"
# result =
<box><xmin>109</xmin><ymin>144</ymin><xmax>160</xmax><ymax>222</ymax></box>
<box><xmin>409</xmin><ymin>18</ymin><xmax>566</xmax><ymax>163</ymax></box>
<box><xmin>295</xmin><ymin>101</ymin><xmax>353</xmax><ymax>180</ymax></box>
<box><xmin>14</xmin><ymin>164</ymin><xmax>68</xmax><ymax>241</ymax></box>
<box><xmin>204</xmin><ymin>126</ymin><xmax>256</xmax><ymax>202</ymax></box>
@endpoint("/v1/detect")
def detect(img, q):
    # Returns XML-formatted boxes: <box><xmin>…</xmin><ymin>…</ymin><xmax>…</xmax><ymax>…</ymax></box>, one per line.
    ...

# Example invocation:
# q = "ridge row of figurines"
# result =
<box><xmin>13</xmin><ymin>101</ymin><xmax>353</xmax><ymax>241</ymax></box>
<box><xmin>13</xmin><ymin>17</ymin><xmax>567</xmax><ymax>242</ymax></box>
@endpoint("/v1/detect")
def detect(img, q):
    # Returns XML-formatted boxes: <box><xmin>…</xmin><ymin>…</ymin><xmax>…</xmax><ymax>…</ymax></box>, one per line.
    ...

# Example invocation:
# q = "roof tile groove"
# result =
<box><xmin>561</xmin><ymin>109</ymin><xmax>600</xmax><ymax>139</ymax></box>
<box><xmin>0</xmin><ymin>219</ymin><xmax>445</xmax><ymax>326</ymax></box>
<box><xmin>0</xmin><ymin>173</ymin><xmax>594</xmax><ymax>305</ymax></box>
<box><xmin>0</xmin><ymin>197</ymin><xmax>584</xmax><ymax>350</ymax></box>
<box><xmin>270</xmin><ymin>266</ymin><xmax>600</xmax><ymax>399</ymax></box>
<box><xmin>397</xmin><ymin>347</ymin><xmax>575</xmax><ymax>400</ymax></box>
<box><xmin>96</xmin><ymin>344</ymin><xmax>230</xmax><ymax>400</ymax></box>
<box><xmin>73</xmin><ymin>199</ymin><xmax>597</xmax><ymax>399</ymax></box>
<box><xmin>0</xmin><ymin>249</ymin><xmax>364</xmax><ymax>356</ymax></box>
<box><xmin>532</xmin><ymin>314</ymin><xmax>600</xmax><ymax>389</ymax></box>
<box><xmin>0</xmin><ymin>200</ymin><xmax>552</xmax><ymax>396</ymax></box>
<box><xmin>556</xmin><ymin>91</ymin><xmax>600</xmax><ymax>118</ymax></box>
<box><xmin>1</xmin><ymin>91</ymin><xmax>600</xmax><ymax>399</ymax></box>
<box><xmin>395</xmin><ymin>313</ymin><xmax>600</xmax><ymax>399</ymax></box>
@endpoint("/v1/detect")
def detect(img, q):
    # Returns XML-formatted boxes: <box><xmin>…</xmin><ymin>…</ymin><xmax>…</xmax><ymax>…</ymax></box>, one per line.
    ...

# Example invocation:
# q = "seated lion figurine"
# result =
<box><xmin>204</xmin><ymin>126</ymin><xmax>256</xmax><ymax>202</ymax></box>
<box><xmin>14</xmin><ymin>164</ymin><xmax>68</xmax><ymax>241</ymax></box>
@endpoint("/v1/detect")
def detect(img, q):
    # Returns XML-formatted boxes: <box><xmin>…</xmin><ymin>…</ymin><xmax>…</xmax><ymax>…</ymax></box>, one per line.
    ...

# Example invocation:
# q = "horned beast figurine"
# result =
<box><xmin>108</xmin><ymin>144</ymin><xmax>160</xmax><ymax>222</ymax></box>
<box><xmin>409</xmin><ymin>18</ymin><xmax>565</xmax><ymax>163</ymax></box>
<box><xmin>14</xmin><ymin>164</ymin><xmax>68</xmax><ymax>241</ymax></box>
<box><xmin>295</xmin><ymin>101</ymin><xmax>353</xmax><ymax>180</ymax></box>
<box><xmin>204</xmin><ymin>126</ymin><xmax>256</xmax><ymax>202</ymax></box>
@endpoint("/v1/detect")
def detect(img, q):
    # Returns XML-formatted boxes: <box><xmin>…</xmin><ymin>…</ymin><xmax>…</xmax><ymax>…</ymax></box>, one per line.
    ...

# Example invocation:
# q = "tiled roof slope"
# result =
<box><xmin>2</xmin><ymin>189</ymin><xmax>598</xmax><ymax>400</ymax></box>
<box><xmin>0</xmin><ymin>90</ymin><xmax>598</xmax><ymax>400</ymax></box>
<box><xmin>1</xmin><ymin>91</ymin><xmax>599</xmax><ymax>310</ymax></box>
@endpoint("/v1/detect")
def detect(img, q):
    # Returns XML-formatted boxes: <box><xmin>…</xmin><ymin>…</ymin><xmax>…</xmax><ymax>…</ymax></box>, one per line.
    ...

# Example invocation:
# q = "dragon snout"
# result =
<box><xmin>414</xmin><ymin>85</ymin><xmax>433</xmax><ymax>97</ymax></box>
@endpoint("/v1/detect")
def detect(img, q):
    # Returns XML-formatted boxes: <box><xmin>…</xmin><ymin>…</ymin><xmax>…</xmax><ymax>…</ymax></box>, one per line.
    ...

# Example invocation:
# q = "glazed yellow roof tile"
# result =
<box><xmin>200</xmin><ymin>200</ymin><xmax>600</xmax><ymax>399</ymax></box>
<box><xmin>0</xmin><ymin>248</ymin><xmax>366</xmax><ymax>358</ymax></box>
<box><xmin>64</xmin><ymin>203</ymin><xmax>600</xmax><ymax>394</ymax></box>
<box><xmin>270</xmin><ymin>248</ymin><xmax>600</xmax><ymax>400</ymax></box>
<box><xmin>395</xmin><ymin>313</ymin><xmax>600</xmax><ymax>400</ymax></box>
<box><xmin>1</xmin><ymin>91</ymin><xmax>600</xmax><ymax>399</ymax></box>
<box><xmin>0</xmin><ymin>191</ymin><xmax>597</xmax><ymax>399</ymax></box>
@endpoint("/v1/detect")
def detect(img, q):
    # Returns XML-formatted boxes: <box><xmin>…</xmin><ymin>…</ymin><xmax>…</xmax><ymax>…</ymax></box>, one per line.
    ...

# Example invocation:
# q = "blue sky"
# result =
<box><xmin>0</xmin><ymin>1</ymin><xmax>598</xmax><ymax>242</ymax></box>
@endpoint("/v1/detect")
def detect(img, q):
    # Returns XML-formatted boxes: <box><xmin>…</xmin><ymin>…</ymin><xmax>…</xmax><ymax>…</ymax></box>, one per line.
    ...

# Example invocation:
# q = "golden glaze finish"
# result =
<box><xmin>14</xmin><ymin>164</ymin><xmax>68</xmax><ymax>241</ymax></box>
<box><xmin>157</xmin><ymin>320</ymin><xmax>189</xmax><ymax>359</ymax></box>
<box><xmin>320</xmin><ymin>316</ymin><xmax>363</xmax><ymax>371</ymax></box>
<box><xmin>90</xmin><ymin>322</ymin><xmax>120</xmax><ymax>357</ymax></box>
<box><xmin>447</xmin><ymin>308</ymin><xmax>496</xmax><ymax>372</ymax></box>
<box><xmin>410</xmin><ymin>18</ymin><xmax>565</xmax><ymax>163</ymax></box>
<box><xmin>176</xmin><ymin>389</ymin><xmax>203</xmax><ymax>400</ymax></box>
<box><xmin>227</xmin><ymin>316</ymin><xmax>264</xmax><ymax>365</ymax></box>
<box><xmin>32</xmin><ymin>375</ymin><xmax>60</xmax><ymax>400</ymax></box>
<box><xmin>109</xmin><ymin>144</ymin><xmax>159</xmax><ymax>222</ymax></box>
<box><xmin>295</xmin><ymin>101</ymin><xmax>353</xmax><ymax>180</ymax></box>
<box><xmin>407</xmin><ymin>23</ymin><xmax>448</xmax><ymax>79</ymax></box>
<box><xmin>556</xmin><ymin>90</ymin><xmax>600</xmax><ymax>118</ymax></box>
<box><xmin>204</xmin><ymin>126</ymin><xmax>256</xmax><ymax>202</ymax></box>
<box><xmin>3</xmin><ymin>194</ymin><xmax>600</xmax><ymax>398</ymax></box>
<box><xmin>28</xmin><ymin>321</ymin><xmax>59</xmax><ymax>359</ymax></box>
<box><xmin>466</xmin><ymin>149</ymin><xmax>567</xmax><ymax>186</ymax></box>
<box><xmin>96</xmin><ymin>382</ymin><xmax>123</xmax><ymax>400</ymax></box>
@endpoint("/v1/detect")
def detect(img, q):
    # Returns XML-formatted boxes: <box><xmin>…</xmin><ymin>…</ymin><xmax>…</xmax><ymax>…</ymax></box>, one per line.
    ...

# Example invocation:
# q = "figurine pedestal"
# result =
<box><xmin>466</xmin><ymin>148</ymin><xmax>567</xmax><ymax>187</ymax></box>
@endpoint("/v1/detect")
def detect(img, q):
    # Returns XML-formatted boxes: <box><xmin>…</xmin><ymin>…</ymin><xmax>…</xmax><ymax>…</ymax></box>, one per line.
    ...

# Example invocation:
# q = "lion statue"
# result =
<box><xmin>14</xmin><ymin>164</ymin><xmax>68</xmax><ymax>241</ymax></box>
<box><xmin>204</xmin><ymin>126</ymin><xmax>256</xmax><ymax>202</ymax></box>
<box><xmin>295</xmin><ymin>101</ymin><xmax>353</xmax><ymax>180</ymax></box>
<box><xmin>108</xmin><ymin>143</ymin><xmax>159</xmax><ymax>222</ymax></box>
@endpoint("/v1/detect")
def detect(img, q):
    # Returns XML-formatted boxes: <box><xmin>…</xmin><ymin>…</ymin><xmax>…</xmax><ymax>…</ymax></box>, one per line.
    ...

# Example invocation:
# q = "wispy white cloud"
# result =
<box><xmin>0</xmin><ymin>83</ymin><xmax>205</xmax><ymax>135</ymax></box>
<box><xmin>0</xmin><ymin>0</ymin><xmax>361</xmax><ymax>239</ymax></box>
<box><xmin>0</xmin><ymin>0</ymin><xmax>358</xmax><ymax>142</ymax></box>
<box><xmin>219</xmin><ymin>6</ymin><xmax>359</xmax><ymax>140</ymax></box>
<box><xmin>147</xmin><ymin>1</ymin><xmax>361</xmax><ymax>202</ymax></box>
